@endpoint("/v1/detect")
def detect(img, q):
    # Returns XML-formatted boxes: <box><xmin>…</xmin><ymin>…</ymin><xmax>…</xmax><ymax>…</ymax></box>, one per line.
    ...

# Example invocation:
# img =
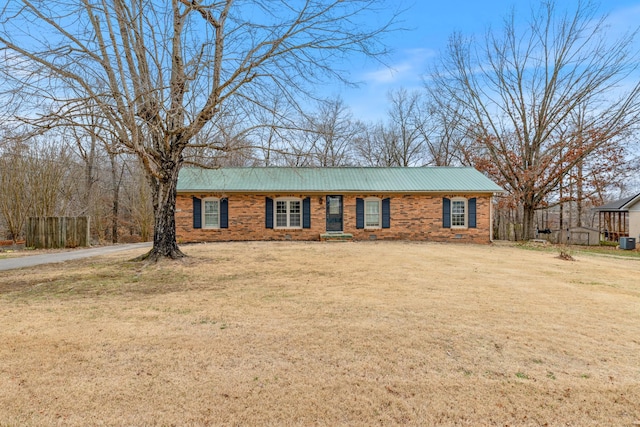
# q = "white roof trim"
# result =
<box><xmin>621</xmin><ymin>193</ymin><xmax>640</xmax><ymax>210</ymax></box>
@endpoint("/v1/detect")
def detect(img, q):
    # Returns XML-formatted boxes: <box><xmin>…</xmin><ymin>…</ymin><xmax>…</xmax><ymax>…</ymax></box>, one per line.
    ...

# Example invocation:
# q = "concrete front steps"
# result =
<box><xmin>319</xmin><ymin>233</ymin><xmax>353</xmax><ymax>242</ymax></box>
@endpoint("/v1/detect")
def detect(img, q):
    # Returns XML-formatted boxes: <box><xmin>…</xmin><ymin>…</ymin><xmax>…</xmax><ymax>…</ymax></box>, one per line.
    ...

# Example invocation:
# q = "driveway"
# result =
<box><xmin>0</xmin><ymin>242</ymin><xmax>152</xmax><ymax>271</ymax></box>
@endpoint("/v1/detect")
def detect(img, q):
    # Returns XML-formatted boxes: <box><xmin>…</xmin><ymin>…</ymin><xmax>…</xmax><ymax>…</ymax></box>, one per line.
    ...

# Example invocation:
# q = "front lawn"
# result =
<box><xmin>1</xmin><ymin>241</ymin><xmax>638</xmax><ymax>425</ymax></box>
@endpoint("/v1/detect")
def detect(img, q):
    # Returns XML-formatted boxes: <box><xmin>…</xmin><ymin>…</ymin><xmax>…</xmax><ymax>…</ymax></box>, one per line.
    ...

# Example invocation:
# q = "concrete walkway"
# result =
<box><xmin>0</xmin><ymin>242</ymin><xmax>152</xmax><ymax>271</ymax></box>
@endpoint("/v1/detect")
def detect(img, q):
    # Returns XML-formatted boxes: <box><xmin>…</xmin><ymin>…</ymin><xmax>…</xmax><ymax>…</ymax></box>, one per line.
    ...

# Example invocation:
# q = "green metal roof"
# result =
<box><xmin>177</xmin><ymin>167</ymin><xmax>504</xmax><ymax>193</ymax></box>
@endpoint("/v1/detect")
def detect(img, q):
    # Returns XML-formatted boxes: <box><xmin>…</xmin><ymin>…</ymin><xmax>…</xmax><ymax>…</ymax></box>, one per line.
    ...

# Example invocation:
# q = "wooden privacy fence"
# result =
<box><xmin>26</xmin><ymin>217</ymin><xmax>90</xmax><ymax>249</ymax></box>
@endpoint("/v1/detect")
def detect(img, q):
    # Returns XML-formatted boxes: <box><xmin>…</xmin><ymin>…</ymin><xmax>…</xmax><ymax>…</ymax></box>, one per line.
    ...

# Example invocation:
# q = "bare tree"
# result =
<box><xmin>422</xmin><ymin>89</ymin><xmax>473</xmax><ymax>166</ymax></box>
<box><xmin>430</xmin><ymin>0</ymin><xmax>640</xmax><ymax>240</ymax></box>
<box><xmin>0</xmin><ymin>134</ymin><xmax>71</xmax><ymax>241</ymax></box>
<box><xmin>0</xmin><ymin>133</ymin><xmax>32</xmax><ymax>242</ymax></box>
<box><xmin>241</xmin><ymin>94</ymin><xmax>304</xmax><ymax>166</ymax></box>
<box><xmin>27</xmin><ymin>140</ymin><xmax>72</xmax><ymax>218</ymax></box>
<box><xmin>384</xmin><ymin>88</ymin><xmax>427</xmax><ymax>166</ymax></box>
<box><xmin>303</xmin><ymin>97</ymin><xmax>363</xmax><ymax>166</ymax></box>
<box><xmin>183</xmin><ymin>108</ymin><xmax>257</xmax><ymax>168</ymax></box>
<box><xmin>354</xmin><ymin>89</ymin><xmax>428</xmax><ymax>167</ymax></box>
<box><xmin>122</xmin><ymin>161</ymin><xmax>154</xmax><ymax>242</ymax></box>
<box><xmin>354</xmin><ymin>122</ymin><xmax>398</xmax><ymax>166</ymax></box>
<box><xmin>67</xmin><ymin>125</ymin><xmax>98</xmax><ymax>217</ymax></box>
<box><xmin>562</xmin><ymin>104</ymin><xmax>632</xmax><ymax>228</ymax></box>
<box><xmin>65</xmin><ymin>113</ymin><xmax>127</xmax><ymax>243</ymax></box>
<box><xmin>0</xmin><ymin>0</ymin><xmax>399</xmax><ymax>260</ymax></box>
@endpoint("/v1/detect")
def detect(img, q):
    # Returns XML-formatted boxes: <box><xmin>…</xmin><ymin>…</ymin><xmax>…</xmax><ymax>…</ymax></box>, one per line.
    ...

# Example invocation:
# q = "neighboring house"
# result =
<box><xmin>592</xmin><ymin>192</ymin><xmax>640</xmax><ymax>242</ymax></box>
<box><xmin>175</xmin><ymin>167</ymin><xmax>504</xmax><ymax>243</ymax></box>
<box><xmin>630</xmin><ymin>194</ymin><xmax>640</xmax><ymax>241</ymax></box>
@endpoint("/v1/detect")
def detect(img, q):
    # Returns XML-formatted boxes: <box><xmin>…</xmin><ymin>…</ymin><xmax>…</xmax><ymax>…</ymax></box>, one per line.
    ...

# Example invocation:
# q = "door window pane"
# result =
<box><xmin>328</xmin><ymin>196</ymin><xmax>341</xmax><ymax>215</ymax></box>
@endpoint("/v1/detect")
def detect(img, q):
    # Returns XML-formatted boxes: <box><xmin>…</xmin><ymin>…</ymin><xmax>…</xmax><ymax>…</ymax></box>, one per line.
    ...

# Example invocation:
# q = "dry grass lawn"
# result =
<box><xmin>0</xmin><ymin>241</ymin><xmax>639</xmax><ymax>426</ymax></box>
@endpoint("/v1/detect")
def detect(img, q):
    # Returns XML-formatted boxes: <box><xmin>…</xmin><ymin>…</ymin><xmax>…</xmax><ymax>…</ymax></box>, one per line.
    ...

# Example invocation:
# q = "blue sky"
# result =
<box><xmin>337</xmin><ymin>0</ymin><xmax>640</xmax><ymax>123</ymax></box>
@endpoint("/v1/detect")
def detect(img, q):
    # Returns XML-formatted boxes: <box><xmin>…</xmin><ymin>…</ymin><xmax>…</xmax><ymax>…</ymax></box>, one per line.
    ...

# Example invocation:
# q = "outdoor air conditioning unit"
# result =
<box><xmin>619</xmin><ymin>237</ymin><xmax>636</xmax><ymax>250</ymax></box>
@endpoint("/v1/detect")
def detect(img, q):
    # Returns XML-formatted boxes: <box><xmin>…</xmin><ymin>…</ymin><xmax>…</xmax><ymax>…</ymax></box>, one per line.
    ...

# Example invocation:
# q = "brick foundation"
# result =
<box><xmin>176</xmin><ymin>193</ymin><xmax>494</xmax><ymax>244</ymax></box>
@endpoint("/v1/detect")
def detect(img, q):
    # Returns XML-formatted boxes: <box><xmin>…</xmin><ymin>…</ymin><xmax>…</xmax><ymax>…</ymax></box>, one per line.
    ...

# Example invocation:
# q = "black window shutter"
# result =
<box><xmin>265</xmin><ymin>197</ymin><xmax>273</xmax><ymax>229</ymax></box>
<box><xmin>468</xmin><ymin>198</ymin><xmax>477</xmax><ymax>228</ymax></box>
<box><xmin>193</xmin><ymin>197</ymin><xmax>202</xmax><ymax>229</ymax></box>
<box><xmin>382</xmin><ymin>198</ymin><xmax>391</xmax><ymax>229</ymax></box>
<box><xmin>356</xmin><ymin>198</ymin><xmax>364</xmax><ymax>229</ymax></box>
<box><xmin>220</xmin><ymin>198</ymin><xmax>229</xmax><ymax>229</ymax></box>
<box><xmin>302</xmin><ymin>197</ymin><xmax>311</xmax><ymax>229</ymax></box>
<box><xmin>443</xmin><ymin>197</ymin><xmax>451</xmax><ymax>228</ymax></box>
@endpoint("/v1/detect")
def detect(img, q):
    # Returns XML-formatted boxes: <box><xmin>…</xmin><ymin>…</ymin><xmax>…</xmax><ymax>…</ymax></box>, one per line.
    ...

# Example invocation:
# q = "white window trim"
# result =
<box><xmin>202</xmin><ymin>197</ymin><xmax>220</xmax><ymax>229</ymax></box>
<box><xmin>274</xmin><ymin>197</ymin><xmax>302</xmax><ymax>229</ymax></box>
<box><xmin>364</xmin><ymin>197</ymin><xmax>382</xmax><ymax>229</ymax></box>
<box><xmin>451</xmin><ymin>197</ymin><xmax>468</xmax><ymax>229</ymax></box>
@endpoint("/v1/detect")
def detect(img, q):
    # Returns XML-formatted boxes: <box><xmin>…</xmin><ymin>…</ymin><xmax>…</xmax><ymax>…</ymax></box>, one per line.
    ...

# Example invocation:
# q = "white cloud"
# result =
<box><xmin>606</xmin><ymin>3</ymin><xmax>640</xmax><ymax>28</ymax></box>
<box><xmin>363</xmin><ymin>63</ymin><xmax>412</xmax><ymax>84</ymax></box>
<box><xmin>361</xmin><ymin>48</ymin><xmax>436</xmax><ymax>86</ymax></box>
<box><xmin>337</xmin><ymin>48</ymin><xmax>439</xmax><ymax>122</ymax></box>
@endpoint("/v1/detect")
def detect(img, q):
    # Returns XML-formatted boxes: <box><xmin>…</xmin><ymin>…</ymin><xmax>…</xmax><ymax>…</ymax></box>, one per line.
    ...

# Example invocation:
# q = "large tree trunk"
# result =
<box><xmin>576</xmin><ymin>160</ymin><xmax>584</xmax><ymax>227</ymax></box>
<box><xmin>109</xmin><ymin>153</ymin><xmax>120</xmax><ymax>244</ymax></box>
<box><xmin>522</xmin><ymin>200</ymin><xmax>536</xmax><ymax>241</ymax></box>
<box><xmin>136</xmin><ymin>160</ymin><xmax>185</xmax><ymax>261</ymax></box>
<box><xmin>111</xmin><ymin>194</ymin><xmax>119</xmax><ymax>244</ymax></box>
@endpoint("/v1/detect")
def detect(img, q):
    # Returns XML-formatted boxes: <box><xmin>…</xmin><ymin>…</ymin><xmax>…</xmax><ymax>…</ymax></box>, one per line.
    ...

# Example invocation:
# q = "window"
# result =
<box><xmin>203</xmin><ymin>198</ymin><xmax>220</xmax><ymax>228</ymax></box>
<box><xmin>356</xmin><ymin>197</ymin><xmax>390</xmax><ymax>229</ymax></box>
<box><xmin>443</xmin><ymin>197</ymin><xmax>475</xmax><ymax>229</ymax></box>
<box><xmin>266</xmin><ymin>197</ymin><xmax>310</xmax><ymax>229</ymax></box>
<box><xmin>365</xmin><ymin>198</ymin><xmax>381</xmax><ymax>228</ymax></box>
<box><xmin>328</xmin><ymin>196</ymin><xmax>341</xmax><ymax>215</ymax></box>
<box><xmin>451</xmin><ymin>199</ymin><xmax>466</xmax><ymax>227</ymax></box>
<box><xmin>275</xmin><ymin>198</ymin><xmax>302</xmax><ymax>228</ymax></box>
<box><xmin>193</xmin><ymin>196</ymin><xmax>228</xmax><ymax>229</ymax></box>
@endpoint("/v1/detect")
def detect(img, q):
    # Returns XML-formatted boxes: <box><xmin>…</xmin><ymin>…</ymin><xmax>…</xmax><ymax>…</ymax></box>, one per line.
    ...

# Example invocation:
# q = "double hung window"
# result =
<box><xmin>356</xmin><ymin>197</ymin><xmax>390</xmax><ymax>229</ymax></box>
<box><xmin>193</xmin><ymin>196</ymin><xmax>228</xmax><ymax>229</ymax></box>
<box><xmin>451</xmin><ymin>199</ymin><xmax>466</xmax><ymax>228</ymax></box>
<box><xmin>365</xmin><ymin>198</ymin><xmax>381</xmax><ymax>228</ymax></box>
<box><xmin>203</xmin><ymin>198</ymin><xmax>220</xmax><ymax>229</ymax></box>
<box><xmin>275</xmin><ymin>198</ymin><xmax>302</xmax><ymax>228</ymax></box>
<box><xmin>443</xmin><ymin>197</ymin><xmax>476</xmax><ymax>229</ymax></box>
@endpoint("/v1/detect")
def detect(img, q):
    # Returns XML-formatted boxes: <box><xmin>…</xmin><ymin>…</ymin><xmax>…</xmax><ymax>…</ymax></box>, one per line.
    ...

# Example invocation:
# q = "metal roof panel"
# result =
<box><xmin>177</xmin><ymin>167</ymin><xmax>504</xmax><ymax>193</ymax></box>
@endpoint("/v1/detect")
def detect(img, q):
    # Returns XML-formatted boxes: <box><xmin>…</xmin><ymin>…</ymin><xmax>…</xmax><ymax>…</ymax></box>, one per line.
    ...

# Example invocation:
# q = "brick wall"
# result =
<box><xmin>176</xmin><ymin>193</ymin><xmax>494</xmax><ymax>244</ymax></box>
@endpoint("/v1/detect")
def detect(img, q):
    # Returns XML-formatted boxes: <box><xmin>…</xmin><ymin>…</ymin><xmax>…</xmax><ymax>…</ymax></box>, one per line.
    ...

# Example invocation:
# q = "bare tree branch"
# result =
<box><xmin>429</xmin><ymin>0</ymin><xmax>640</xmax><ymax>240</ymax></box>
<box><xmin>0</xmin><ymin>0</ymin><xmax>401</xmax><ymax>259</ymax></box>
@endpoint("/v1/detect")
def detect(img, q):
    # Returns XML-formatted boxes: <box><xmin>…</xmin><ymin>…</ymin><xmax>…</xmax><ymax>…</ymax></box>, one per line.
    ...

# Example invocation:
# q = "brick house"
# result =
<box><xmin>176</xmin><ymin>167</ymin><xmax>503</xmax><ymax>243</ymax></box>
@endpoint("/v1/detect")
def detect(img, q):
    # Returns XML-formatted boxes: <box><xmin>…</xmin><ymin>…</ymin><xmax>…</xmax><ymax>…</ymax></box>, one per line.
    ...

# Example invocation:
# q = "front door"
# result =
<box><xmin>326</xmin><ymin>195</ymin><xmax>343</xmax><ymax>232</ymax></box>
